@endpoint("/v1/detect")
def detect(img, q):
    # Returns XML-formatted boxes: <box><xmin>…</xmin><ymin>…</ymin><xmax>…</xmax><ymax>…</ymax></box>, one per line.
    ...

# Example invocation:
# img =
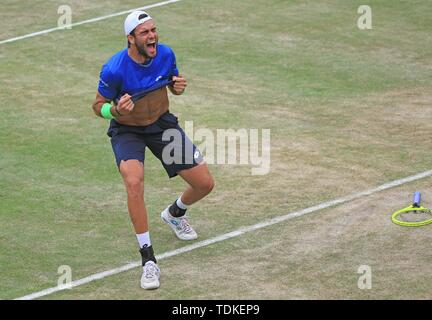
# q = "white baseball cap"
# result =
<box><xmin>124</xmin><ymin>10</ymin><xmax>153</xmax><ymax>35</ymax></box>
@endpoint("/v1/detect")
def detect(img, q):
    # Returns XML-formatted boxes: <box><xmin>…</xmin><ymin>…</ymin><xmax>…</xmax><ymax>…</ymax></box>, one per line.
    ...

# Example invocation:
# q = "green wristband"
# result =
<box><xmin>101</xmin><ymin>103</ymin><xmax>115</xmax><ymax>120</ymax></box>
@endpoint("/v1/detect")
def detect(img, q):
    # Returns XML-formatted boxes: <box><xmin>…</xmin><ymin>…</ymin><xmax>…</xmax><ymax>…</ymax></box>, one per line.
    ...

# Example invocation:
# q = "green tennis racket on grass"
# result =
<box><xmin>391</xmin><ymin>192</ymin><xmax>432</xmax><ymax>227</ymax></box>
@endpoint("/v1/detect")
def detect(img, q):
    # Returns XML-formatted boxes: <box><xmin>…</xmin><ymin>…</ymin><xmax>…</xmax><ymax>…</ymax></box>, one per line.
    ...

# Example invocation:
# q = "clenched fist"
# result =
<box><xmin>116</xmin><ymin>93</ymin><xmax>135</xmax><ymax>115</ymax></box>
<box><xmin>170</xmin><ymin>76</ymin><xmax>187</xmax><ymax>95</ymax></box>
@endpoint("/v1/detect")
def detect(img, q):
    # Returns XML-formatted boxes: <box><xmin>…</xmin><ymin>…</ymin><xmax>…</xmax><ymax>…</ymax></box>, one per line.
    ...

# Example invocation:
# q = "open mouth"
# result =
<box><xmin>146</xmin><ymin>41</ymin><xmax>156</xmax><ymax>54</ymax></box>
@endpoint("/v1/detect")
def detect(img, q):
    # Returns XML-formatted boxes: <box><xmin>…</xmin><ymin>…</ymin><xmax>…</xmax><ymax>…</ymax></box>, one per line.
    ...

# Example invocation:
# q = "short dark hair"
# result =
<box><xmin>127</xmin><ymin>30</ymin><xmax>135</xmax><ymax>48</ymax></box>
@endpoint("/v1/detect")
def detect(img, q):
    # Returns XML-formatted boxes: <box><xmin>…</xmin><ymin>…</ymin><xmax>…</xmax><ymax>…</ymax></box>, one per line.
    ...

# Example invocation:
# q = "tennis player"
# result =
<box><xmin>91</xmin><ymin>11</ymin><xmax>214</xmax><ymax>290</ymax></box>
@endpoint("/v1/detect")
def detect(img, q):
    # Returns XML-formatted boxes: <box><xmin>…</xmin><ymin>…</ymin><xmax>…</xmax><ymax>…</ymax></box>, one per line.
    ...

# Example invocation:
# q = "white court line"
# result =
<box><xmin>15</xmin><ymin>169</ymin><xmax>432</xmax><ymax>300</ymax></box>
<box><xmin>0</xmin><ymin>0</ymin><xmax>182</xmax><ymax>45</ymax></box>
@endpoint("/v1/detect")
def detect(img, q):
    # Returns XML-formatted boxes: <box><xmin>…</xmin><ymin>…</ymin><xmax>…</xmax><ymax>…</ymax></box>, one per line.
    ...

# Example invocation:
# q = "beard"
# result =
<box><xmin>136</xmin><ymin>41</ymin><xmax>157</xmax><ymax>59</ymax></box>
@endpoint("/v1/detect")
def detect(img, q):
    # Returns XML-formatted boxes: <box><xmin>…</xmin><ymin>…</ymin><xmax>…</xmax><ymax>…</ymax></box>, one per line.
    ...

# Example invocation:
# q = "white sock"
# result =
<box><xmin>136</xmin><ymin>232</ymin><xmax>151</xmax><ymax>248</ymax></box>
<box><xmin>176</xmin><ymin>196</ymin><xmax>189</xmax><ymax>210</ymax></box>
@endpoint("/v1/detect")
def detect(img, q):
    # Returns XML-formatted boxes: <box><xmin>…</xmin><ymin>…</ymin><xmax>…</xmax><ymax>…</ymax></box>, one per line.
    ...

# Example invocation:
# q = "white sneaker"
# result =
<box><xmin>161</xmin><ymin>206</ymin><xmax>198</xmax><ymax>240</ymax></box>
<box><xmin>141</xmin><ymin>261</ymin><xmax>160</xmax><ymax>290</ymax></box>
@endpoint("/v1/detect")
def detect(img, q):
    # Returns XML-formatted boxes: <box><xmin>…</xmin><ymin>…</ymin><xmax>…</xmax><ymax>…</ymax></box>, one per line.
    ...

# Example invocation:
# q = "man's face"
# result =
<box><xmin>129</xmin><ymin>20</ymin><xmax>158</xmax><ymax>59</ymax></box>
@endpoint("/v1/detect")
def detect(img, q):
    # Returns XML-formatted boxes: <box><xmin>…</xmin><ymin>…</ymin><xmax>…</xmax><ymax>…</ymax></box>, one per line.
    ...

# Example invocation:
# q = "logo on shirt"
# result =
<box><xmin>99</xmin><ymin>78</ymin><xmax>109</xmax><ymax>87</ymax></box>
<box><xmin>155</xmin><ymin>76</ymin><xmax>163</xmax><ymax>81</ymax></box>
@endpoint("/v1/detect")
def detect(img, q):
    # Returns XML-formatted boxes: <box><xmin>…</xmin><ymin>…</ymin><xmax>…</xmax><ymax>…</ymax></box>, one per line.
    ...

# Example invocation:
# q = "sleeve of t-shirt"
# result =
<box><xmin>98</xmin><ymin>64</ymin><xmax>120</xmax><ymax>100</ymax></box>
<box><xmin>169</xmin><ymin>48</ymin><xmax>179</xmax><ymax>77</ymax></box>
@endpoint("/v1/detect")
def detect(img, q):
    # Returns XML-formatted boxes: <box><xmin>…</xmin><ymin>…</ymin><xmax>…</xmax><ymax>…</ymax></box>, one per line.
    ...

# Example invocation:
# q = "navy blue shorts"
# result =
<box><xmin>107</xmin><ymin>111</ymin><xmax>203</xmax><ymax>178</ymax></box>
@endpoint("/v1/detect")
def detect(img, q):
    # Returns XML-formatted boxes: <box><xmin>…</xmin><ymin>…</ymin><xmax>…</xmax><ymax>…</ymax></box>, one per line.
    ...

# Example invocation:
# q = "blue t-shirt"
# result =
<box><xmin>98</xmin><ymin>44</ymin><xmax>179</xmax><ymax>102</ymax></box>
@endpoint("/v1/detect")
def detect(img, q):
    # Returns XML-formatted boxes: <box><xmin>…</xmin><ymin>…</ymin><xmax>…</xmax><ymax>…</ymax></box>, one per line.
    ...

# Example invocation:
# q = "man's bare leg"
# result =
<box><xmin>178</xmin><ymin>162</ymin><xmax>214</xmax><ymax>205</ymax></box>
<box><xmin>161</xmin><ymin>162</ymin><xmax>214</xmax><ymax>240</ymax></box>
<box><xmin>119</xmin><ymin>160</ymin><xmax>148</xmax><ymax>233</ymax></box>
<box><xmin>119</xmin><ymin>159</ymin><xmax>159</xmax><ymax>289</ymax></box>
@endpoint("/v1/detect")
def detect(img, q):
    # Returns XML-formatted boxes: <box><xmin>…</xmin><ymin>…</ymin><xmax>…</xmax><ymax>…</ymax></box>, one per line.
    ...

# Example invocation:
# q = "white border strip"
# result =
<box><xmin>15</xmin><ymin>169</ymin><xmax>432</xmax><ymax>300</ymax></box>
<box><xmin>0</xmin><ymin>0</ymin><xmax>182</xmax><ymax>45</ymax></box>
